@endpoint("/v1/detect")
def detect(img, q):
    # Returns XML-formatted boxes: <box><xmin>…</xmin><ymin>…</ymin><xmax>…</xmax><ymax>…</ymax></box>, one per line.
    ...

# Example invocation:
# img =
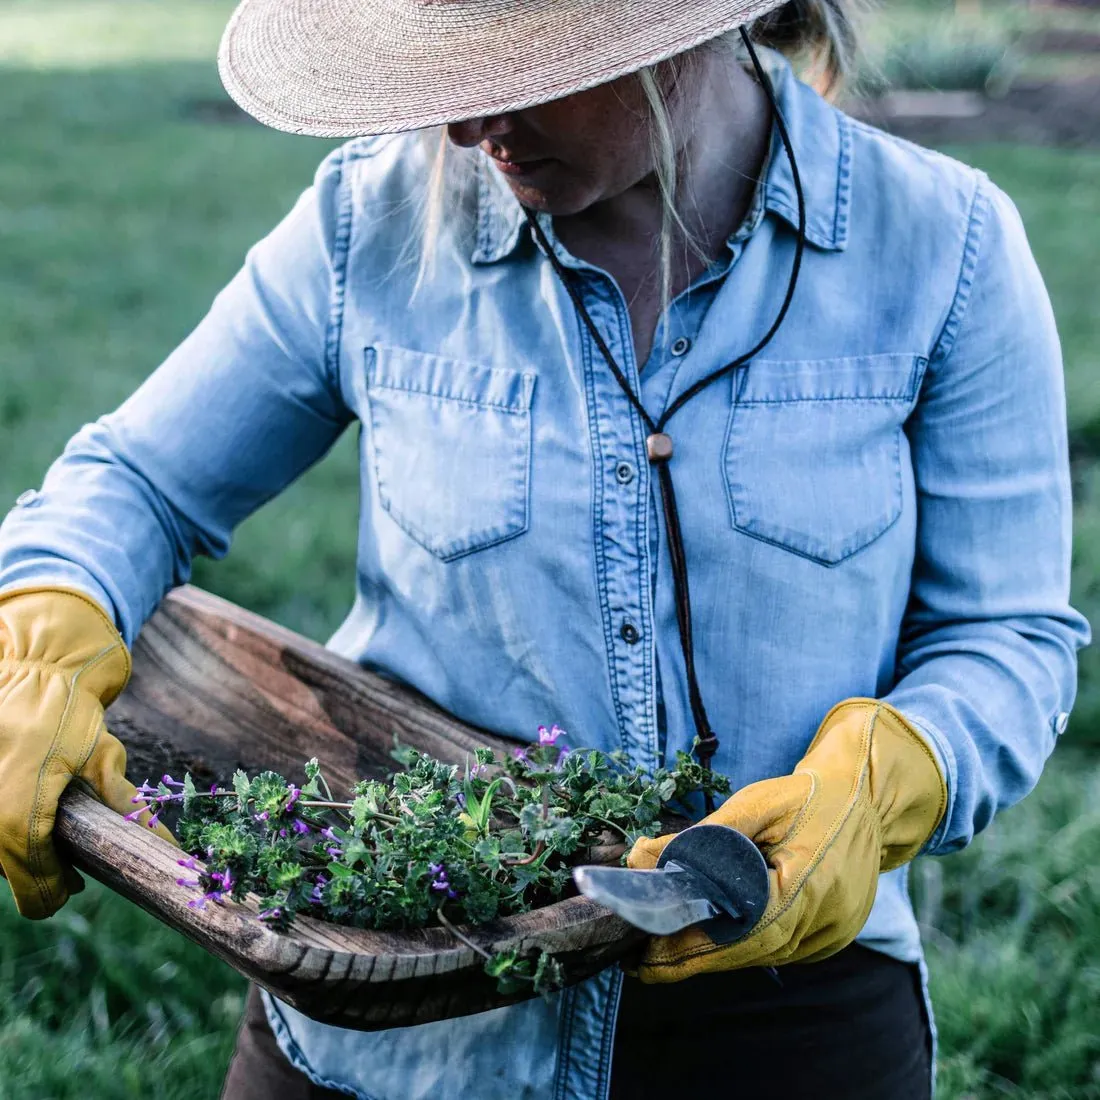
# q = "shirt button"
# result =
<box><xmin>1054</xmin><ymin>711</ymin><xmax>1070</xmax><ymax>736</ymax></box>
<box><xmin>670</xmin><ymin>337</ymin><xmax>691</xmax><ymax>357</ymax></box>
<box><xmin>615</xmin><ymin>461</ymin><xmax>635</xmax><ymax>485</ymax></box>
<box><xmin>15</xmin><ymin>490</ymin><xmax>40</xmax><ymax>508</ymax></box>
<box><xmin>620</xmin><ymin>621</ymin><xmax>640</xmax><ymax>645</ymax></box>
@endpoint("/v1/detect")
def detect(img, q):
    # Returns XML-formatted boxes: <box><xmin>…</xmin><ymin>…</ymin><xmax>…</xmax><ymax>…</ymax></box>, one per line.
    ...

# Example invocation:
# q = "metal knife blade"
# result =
<box><xmin>571</xmin><ymin>863</ymin><xmax>721</xmax><ymax>935</ymax></box>
<box><xmin>572</xmin><ymin>824</ymin><xmax>770</xmax><ymax>944</ymax></box>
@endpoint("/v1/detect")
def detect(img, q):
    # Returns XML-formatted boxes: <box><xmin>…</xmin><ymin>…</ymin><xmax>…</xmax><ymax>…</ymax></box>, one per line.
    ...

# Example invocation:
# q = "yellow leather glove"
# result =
<box><xmin>628</xmin><ymin>698</ymin><xmax>947</xmax><ymax>982</ymax></box>
<box><xmin>0</xmin><ymin>586</ymin><xmax>176</xmax><ymax>919</ymax></box>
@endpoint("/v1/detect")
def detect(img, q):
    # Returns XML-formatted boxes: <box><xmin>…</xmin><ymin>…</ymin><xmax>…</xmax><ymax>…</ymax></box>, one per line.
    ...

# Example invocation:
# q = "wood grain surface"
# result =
<box><xmin>53</xmin><ymin>587</ymin><xmax>645</xmax><ymax>1030</ymax></box>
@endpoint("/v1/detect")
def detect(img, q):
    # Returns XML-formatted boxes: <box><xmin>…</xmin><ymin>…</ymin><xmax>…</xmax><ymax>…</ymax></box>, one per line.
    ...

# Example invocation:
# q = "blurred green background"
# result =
<box><xmin>1</xmin><ymin>1</ymin><xmax>1098</xmax><ymax>1096</ymax></box>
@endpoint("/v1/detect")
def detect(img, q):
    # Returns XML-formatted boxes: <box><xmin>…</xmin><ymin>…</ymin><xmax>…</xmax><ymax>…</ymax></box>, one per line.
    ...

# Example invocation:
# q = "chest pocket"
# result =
<box><xmin>723</xmin><ymin>353</ymin><xmax>926</xmax><ymax>565</ymax></box>
<box><xmin>365</xmin><ymin>345</ymin><xmax>536</xmax><ymax>561</ymax></box>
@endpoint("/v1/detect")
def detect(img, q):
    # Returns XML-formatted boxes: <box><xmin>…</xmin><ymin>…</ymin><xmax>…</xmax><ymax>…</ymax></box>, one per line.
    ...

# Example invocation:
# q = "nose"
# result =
<box><xmin>446</xmin><ymin>113</ymin><xmax>513</xmax><ymax>148</ymax></box>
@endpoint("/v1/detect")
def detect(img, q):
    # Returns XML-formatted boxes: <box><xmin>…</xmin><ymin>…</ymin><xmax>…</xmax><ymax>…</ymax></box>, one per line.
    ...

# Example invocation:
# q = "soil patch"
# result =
<box><xmin>848</xmin><ymin>76</ymin><xmax>1100</xmax><ymax>148</ymax></box>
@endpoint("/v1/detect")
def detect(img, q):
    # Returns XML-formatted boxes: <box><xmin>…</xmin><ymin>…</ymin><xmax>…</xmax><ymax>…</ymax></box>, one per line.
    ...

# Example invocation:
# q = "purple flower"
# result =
<box><xmin>177</xmin><ymin>856</ymin><xmax>201</xmax><ymax>871</ymax></box>
<box><xmin>321</xmin><ymin>827</ymin><xmax>339</xmax><ymax>842</ymax></box>
<box><xmin>123</xmin><ymin>806</ymin><xmax>146</xmax><ymax>822</ymax></box>
<box><xmin>513</xmin><ymin>748</ymin><xmax>528</xmax><ymax>763</ymax></box>
<box><xmin>258</xmin><ymin>907</ymin><xmax>283</xmax><ymax>921</ymax></box>
<box><xmin>254</xmin><ymin>811</ymin><xmax>270</xmax><ymax>823</ymax></box>
<box><xmin>454</xmin><ymin>792</ymin><xmax>466</xmax><ymax>810</ymax></box>
<box><xmin>176</xmin><ymin>877</ymin><xmax>200</xmax><ymax>888</ymax></box>
<box><xmin>538</xmin><ymin>724</ymin><xmax>566</xmax><ymax>746</ymax></box>
<box><xmin>325</xmin><ymin>846</ymin><xmax>342</xmax><ymax>859</ymax></box>
<box><xmin>161</xmin><ymin>775</ymin><xmax>185</xmax><ymax>789</ymax></box>
<box><xmin>278</xmin><ymin>828</ymin><xmax>288</xmax><ymax>839</ymax></box>
<box><xmin>284</xmin><ymin>786</ymin><xmax>301</xmax><ymax>810</ymax></box>
<box><xmin>210</xmin><ymin>868</ymin><xmax>235</xmax><ymax>892</ymax></box>
<box><xmin>291</xmin><ymin>818</ymin><xmax>311</xmax><ymax>835</ymax></box>
<box><xmin>309</xmin><ymin>874</ymin><xmax>329</xmax><ymax>905</ymax></box>
<box><xmin>187</xmin><ymin>897</ymin><xmax>206</xmax><ymax>911</ymax></box>
<box><xmin>429</xmin><ymin>861</ymin><xmax>458</xmax><ymax>898</ymax></box>
<box><xmin>209</xmin><ymin>783</ymin><xmax>219</xmax><ymax>796</ymax></box>
<box><xmin>145</xmin><ymin>813</ymin><xmax>161</xmax><ymax>829</ymax></box>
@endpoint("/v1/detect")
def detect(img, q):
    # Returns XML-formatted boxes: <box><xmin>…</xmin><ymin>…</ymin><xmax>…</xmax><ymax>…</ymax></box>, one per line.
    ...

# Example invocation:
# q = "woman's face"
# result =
<box><xmin>445</xmin><ymin>68</ymin><xmax>679</xmax><ymax>217</ymax></box>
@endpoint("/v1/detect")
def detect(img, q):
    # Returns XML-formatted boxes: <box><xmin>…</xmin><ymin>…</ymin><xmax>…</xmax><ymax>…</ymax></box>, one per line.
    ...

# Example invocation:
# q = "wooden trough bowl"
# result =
<box><xmin>52</xmin><ymin>586</ymin><xmax>645</xmax><ymax>1031</ymax></box>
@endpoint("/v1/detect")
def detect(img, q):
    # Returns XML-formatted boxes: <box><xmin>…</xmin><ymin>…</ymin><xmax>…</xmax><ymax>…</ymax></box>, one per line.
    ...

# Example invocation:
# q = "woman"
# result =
<box><xmin>0</xmin><ymin>0</ymin><xmax>1087</xmax><ymax>1097</ymax></box>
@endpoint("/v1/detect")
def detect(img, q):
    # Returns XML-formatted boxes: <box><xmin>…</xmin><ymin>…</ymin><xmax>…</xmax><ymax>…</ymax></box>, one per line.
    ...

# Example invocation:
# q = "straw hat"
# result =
<box><xmin>218</xmin><ymin>0</ymin><xmax>788</xmax><ymax>138</ymax></box>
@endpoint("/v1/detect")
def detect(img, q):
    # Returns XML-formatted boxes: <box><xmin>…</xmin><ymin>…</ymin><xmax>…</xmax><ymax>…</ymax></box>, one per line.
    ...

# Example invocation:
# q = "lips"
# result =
<box><xmin>484</xmin><ymin>141</ymin><xmax>552</xmax><ymax>178</ymax></box>
<box><xmin>490</xmin><ymin>156</ymin><xmax>551</xmax><ymax>177</ymax></box>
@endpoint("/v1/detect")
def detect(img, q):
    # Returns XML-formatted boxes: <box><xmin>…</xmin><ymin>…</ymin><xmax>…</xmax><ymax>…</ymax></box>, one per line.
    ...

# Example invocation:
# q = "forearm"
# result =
<box><xmin>0</xmin><ymin>418</ymin><xmax>227</xmax><ymax>643</ymax></box>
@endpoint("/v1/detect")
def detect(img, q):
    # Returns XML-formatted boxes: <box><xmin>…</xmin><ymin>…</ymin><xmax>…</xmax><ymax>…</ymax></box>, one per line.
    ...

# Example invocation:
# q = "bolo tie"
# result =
<box><xmin>523</xmin><ymin>30</ymin><xmax>807</xmax><ymax>813</ymax></box>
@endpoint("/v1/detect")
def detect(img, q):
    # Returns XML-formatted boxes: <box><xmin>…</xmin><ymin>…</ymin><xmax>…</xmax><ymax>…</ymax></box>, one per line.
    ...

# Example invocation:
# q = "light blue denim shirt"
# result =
<box><xmin>0</xmin><ymin>56</ymin><xmax>1088</xmax><ymax>1099</ymax></box>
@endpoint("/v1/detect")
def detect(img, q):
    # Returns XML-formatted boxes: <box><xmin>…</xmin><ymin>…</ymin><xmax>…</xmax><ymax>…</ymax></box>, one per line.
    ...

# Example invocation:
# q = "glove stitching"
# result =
<box><xmin>760</xmin><ymin>771</ymin><xmax>818</xmax><ymax>855</ymax></box>
<box><xmin>27</xmin><ymin>643</ymin><xmax>125</xmax><ymax>912</ymax></box>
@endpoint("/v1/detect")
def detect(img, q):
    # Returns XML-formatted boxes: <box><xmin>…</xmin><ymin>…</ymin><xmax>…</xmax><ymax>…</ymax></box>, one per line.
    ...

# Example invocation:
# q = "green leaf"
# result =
<box><xmin>182</xmin><ymin>772</ymin><xmax>198</xmax><ymax>812</ymax></box>
<box><xmin>232</xmin><ymin>769</ymin><xmax>250</xmax><ymax>809</ymax></box>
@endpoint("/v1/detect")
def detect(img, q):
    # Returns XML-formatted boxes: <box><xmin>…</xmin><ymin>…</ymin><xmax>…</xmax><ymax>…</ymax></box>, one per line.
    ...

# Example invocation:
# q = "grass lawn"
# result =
<box><xmin>1</xmin><ymin>3</ymin><xmax>1098</xmax><ymax>1097</ymax></box>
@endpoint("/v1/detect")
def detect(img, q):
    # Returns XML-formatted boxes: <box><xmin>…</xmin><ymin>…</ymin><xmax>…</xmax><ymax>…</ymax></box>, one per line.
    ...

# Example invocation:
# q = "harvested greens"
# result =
<box><xmin>130</xmin><ymin>727</ymin><xmax>729</xmax><ymax>996</ymax></box>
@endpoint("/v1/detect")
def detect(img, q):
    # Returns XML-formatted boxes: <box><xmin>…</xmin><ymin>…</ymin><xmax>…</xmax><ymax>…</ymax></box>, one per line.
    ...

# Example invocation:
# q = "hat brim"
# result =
<box><xmin>218</xmin><ymin>0</ymin><xmax>786</xmax><ymax>138</ymax></box>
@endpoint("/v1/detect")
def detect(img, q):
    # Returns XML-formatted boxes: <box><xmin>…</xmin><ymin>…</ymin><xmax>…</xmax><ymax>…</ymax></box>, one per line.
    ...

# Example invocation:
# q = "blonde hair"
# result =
<box><xmin>412</xmin><ymin>0</ymin><xmax>863</xmax><ymax>316</ymax></box>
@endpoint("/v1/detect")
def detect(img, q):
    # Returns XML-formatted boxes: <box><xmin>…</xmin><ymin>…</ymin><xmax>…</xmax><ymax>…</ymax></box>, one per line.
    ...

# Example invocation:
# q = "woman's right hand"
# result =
<box><xmin>0</xmin><ymin>586</ymin><xmax>175</xmax><ymax>919</ymax></box>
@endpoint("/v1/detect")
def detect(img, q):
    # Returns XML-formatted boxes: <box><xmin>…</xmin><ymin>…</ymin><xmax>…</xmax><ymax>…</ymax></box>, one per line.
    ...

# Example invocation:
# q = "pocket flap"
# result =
<box><xmin>368</xmin><ymin>344</ymin><xmax>534</xmax><ymax>413</ymax></box>
<box><xmin>738</xmin><ymin>353</ymin><xmax>926</xmax><ymax>404</ymax></box>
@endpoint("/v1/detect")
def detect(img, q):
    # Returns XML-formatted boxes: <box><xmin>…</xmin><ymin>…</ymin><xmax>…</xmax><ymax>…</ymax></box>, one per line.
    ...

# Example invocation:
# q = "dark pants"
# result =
<box><xmin>221</xmin><ymin>944</ymin><xmax>931</xmax><ymax>1100</ymax></box>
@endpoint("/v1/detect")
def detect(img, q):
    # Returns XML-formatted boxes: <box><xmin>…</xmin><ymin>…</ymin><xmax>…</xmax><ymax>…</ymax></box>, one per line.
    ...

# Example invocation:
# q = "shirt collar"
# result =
<box><xmin>470</xmin><ymin>51</ymin><xmax>852</xmax><ymax>265</ymax></box>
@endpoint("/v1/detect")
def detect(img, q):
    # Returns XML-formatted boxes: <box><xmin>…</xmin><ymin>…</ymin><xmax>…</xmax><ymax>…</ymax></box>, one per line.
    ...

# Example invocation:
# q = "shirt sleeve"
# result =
<box><xmin>884</xmin><ymin>174</ymin><xmax>1091</xmax><ymax>856</ymax></box>
<box><xmin>0</xmin><ymin>146</ymin><xmax>355</xmax><ymax>645</ymax></box>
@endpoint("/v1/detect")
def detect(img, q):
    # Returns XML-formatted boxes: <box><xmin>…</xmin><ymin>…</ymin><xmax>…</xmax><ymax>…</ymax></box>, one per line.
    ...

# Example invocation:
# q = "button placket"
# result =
<box><xmin>576</xmin><ymin>276</ymin><xmax>659</xmax><ymax>772</ymax></box>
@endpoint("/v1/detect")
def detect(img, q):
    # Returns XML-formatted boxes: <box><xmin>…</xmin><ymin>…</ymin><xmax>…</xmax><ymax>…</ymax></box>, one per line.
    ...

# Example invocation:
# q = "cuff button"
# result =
<box><xmin>1054</xmin><ymin>711</ymin><xmax>1070</xmax><ymax>736</ymax></box>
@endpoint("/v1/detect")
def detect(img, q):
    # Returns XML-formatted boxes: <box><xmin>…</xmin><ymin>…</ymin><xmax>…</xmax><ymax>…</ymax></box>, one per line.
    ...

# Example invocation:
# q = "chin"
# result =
<box><xmin>501</xmin><ymin>176</ymin><xmax>595</xmax><ymax>219</ymax></box>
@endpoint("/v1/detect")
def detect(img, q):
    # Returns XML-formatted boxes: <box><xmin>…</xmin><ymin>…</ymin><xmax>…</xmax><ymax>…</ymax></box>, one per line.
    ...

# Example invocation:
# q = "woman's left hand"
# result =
<box><xmin>626</xmin><ymin>699</ymin><xmax>947</xmax><ymax>982</ymax></box>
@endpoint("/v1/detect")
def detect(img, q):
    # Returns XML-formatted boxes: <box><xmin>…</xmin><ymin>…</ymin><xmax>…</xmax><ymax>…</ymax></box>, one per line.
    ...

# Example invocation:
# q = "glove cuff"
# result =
<box><xmin>0</xmin><ymin>586</ymin><xmax>131</xmax><ymax>704</ymax></box>
<box><xmin>807</xmin><ymin>698</ymin><xmax>947</xmax><ymax>872</ymax></box>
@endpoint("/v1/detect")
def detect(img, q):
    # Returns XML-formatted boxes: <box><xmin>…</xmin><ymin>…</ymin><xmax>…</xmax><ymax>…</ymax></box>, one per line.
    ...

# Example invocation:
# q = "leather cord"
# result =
<box><xmin>524</xmin><ymin>31</ymin><xmax>807</xmax><ymax>809</ymax></box>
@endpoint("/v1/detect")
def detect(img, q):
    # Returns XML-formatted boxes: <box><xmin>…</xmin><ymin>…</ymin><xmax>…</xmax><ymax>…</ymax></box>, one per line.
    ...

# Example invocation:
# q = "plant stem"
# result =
<box><xmin>588</xmin><ymin>815</ymin><xmax>631</xmax><ymax>839</ymax></box>
<box><xmin>436</xmin><ymin>908</ymin><xmax>492</xmax><ymax>961</ymax></box>
<box><xmin>298</xmin><ymin>800</ymin><xmax>401</xmax><ymax>824</ymax></box>
<box><xmin>503</xmin><ymin>840</ymin><xmax>546</xmax><ymax>867</ymax></box>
